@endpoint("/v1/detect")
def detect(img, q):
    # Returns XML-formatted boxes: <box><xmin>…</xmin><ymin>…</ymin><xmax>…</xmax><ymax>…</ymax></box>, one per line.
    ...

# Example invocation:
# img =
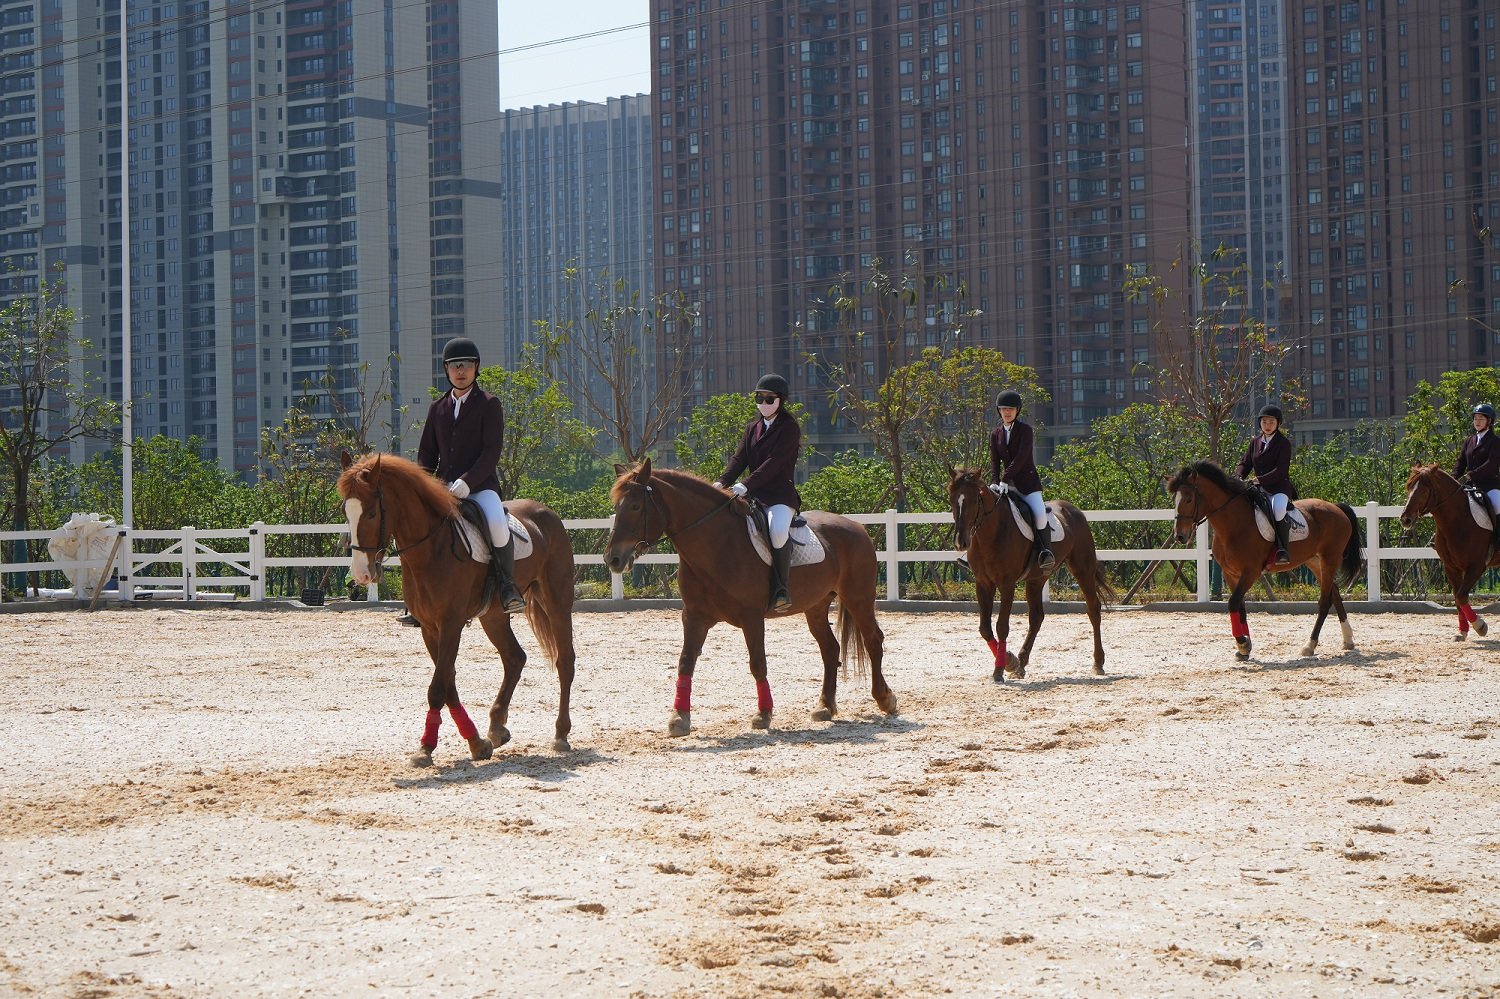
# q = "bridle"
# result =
<box><xmin>614</xmin><ymin>479</ymin><xmax>737</xmax><ymax>557</ymax></box>
<box><xmin>952</xmin><ymin>478</ymin><xmax>1000</xmax><ymax>547</ymax></box>
<box><xmin>346</xmin><ymin>483</ymin><xmax>441</xmax><ymax>569</ymax></box>
<box><xmin>1173</xmin><ymin>477</ymin><xmax>1250</xmax><ymax>531</ymax></box>
<box><xmin>1403</xmin><ymin>469</ymin><xmax>1465</xmax><ymax>524</ymax></box>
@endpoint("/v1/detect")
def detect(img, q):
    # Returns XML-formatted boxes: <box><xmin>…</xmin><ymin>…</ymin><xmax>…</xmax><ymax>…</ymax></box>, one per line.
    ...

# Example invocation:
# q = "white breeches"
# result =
<box><xmin>766</xmin><ymin>504</ymin><xmax>795</xmax><ymax>548</ymax></box>
<box><xmin>1021</xmin><ymin>491</ymin><xmax>1047</xmax><ymax>530</ymax></box>
<box><xmin>1269</xmin><ymin>492</ymin><xmax>1289</xmax><ymax>520</ymax></box>
<box><xmin>472</xmin><ymin>489</ymin><xmax>511</xmax><ymax>547</ymax></box>
<box><xmin>1486</xmin><ymin>488</ymin><xmax>1500</xmax><ymax>515</ymax></box>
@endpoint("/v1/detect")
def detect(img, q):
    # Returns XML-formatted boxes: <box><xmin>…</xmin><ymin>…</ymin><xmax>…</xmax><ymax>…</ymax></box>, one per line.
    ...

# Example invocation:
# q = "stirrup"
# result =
<box><xmin>1037</xmin><ymin>548</ymin><xmax>1056</xmax><ymax>571</ymax></box>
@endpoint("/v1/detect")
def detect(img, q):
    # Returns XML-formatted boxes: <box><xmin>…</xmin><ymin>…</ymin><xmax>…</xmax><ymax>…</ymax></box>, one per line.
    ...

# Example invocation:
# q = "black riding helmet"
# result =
<box><xmin>755</xmin><ymin>373</ymin><xmax>790</xmax><ymax>400</ymax></box>
<box><xmin>995</xmin><ymin>389</ymin><xmax>1023</xmax><ymax>413</ymax></box>
<box><xmin>442</xmin><ymin>336</ymin><xmax>480</xmax><ymax>366</ymax></box>
<box><xmin>1258</xmin><ymin>404</ymin><xmax>1284</xmax><ymax>427</ymax></box>
<box><xmin>1473</xmin><ymin>403</ymin><xmax>1496</xmax><ymax>428</ymax></box>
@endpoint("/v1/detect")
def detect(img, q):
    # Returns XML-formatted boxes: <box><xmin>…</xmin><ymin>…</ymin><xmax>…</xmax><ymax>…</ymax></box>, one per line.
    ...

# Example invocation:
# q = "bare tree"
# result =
<box><xmin>799</xmin><ymin>251</ymin><xmax>979</xmax><ymax>509</ymax></box>
<box><xmin>1124</xmin><ymin>243</ymin><xmax>1301</xmax><ymax>466</ymax></box>
<box><xmin>534</xmin><ymin>266</ymin><xmax>703</xmax><ymax>463</ymax></box>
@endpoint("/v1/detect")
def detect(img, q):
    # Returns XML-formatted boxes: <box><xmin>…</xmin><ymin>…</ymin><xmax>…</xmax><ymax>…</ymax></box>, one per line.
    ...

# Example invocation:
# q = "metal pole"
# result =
<box><xmin>119</xmin><ymin>0</ymin><xmax>133</xmax><ymax>530</ymax></box>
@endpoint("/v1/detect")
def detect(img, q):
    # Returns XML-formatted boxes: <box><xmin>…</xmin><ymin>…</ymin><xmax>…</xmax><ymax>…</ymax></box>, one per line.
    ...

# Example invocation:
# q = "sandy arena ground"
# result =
<box><xmin>0</xmin><ymin>605</ymin><xmax>1497</xmax><ymax>998</ymax></box>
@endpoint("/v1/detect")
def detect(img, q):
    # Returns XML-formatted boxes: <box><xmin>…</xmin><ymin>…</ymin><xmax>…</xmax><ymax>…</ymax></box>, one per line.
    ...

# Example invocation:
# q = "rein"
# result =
<box><xmin>347</xmin><ymin>485</ymin><xmax>443</xmax><ymax>560</ymax></box>
<box><xmin>1182</xmin><ymin>482</ymin><xmax>1250</xmax><ymax>528</ymax></box>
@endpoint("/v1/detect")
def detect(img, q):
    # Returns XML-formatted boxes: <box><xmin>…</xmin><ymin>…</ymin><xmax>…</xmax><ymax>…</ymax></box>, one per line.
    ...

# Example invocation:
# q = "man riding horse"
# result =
<box><xmin>1234</xmin><ymin>404</ymin><xmax>1298</xmax><ymax>565</ymax></box>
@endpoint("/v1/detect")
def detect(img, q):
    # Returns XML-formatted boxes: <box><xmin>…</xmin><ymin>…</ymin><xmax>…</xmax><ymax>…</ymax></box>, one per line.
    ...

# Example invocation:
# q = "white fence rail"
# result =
<box><xmin>0</xmin><ymin>502</ymin><xmax>1454</xmax><ymax>605</ymax></box>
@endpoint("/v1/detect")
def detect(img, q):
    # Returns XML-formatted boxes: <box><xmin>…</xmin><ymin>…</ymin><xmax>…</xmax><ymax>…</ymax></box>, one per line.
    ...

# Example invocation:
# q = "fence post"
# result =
<box><xmin>610</xmin><ymin>514</ymin><xmax>625</xmax><ymax>600</ymax></box>
<box><xmin>182</xmin><ymin>527</ymin><xmax>196</xmax><ymax>600</ymax></box>
<box><xmin>884</xmin><ymin>508</ymin><xmax>900</xmax><ymax>601</ymax></box>
<box><xmin>249</xmin><ymin>522</ymin><xmax>265</xmax><ymax>602</ymax></box>
<box><xmin>118</xmin><ymin>528</ymin><xmax>134</xmax><ymax>601</ymax></box>
<box><xmin>1196</xmin><ymin>520</ymin><xmax>1211</xmax><ymax>602</ymax></box>
<box><xmin>1365</xmin><ymin>501</ymin><xmax>1381</xmax><ymax>602</ymax></box>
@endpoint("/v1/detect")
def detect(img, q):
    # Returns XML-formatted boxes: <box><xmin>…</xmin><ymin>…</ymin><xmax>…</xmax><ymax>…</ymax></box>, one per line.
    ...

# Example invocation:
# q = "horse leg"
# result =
<box><xmin>1334</xmin><ymin>584</ymin><xmax>1355</xmax><ymax>650</ymax></box>
<box><xmin>478</xmin><ymin>611</ymin><xmax>527</xmax><ymax>750</ymax></box>
<box><xmin>976</xmin><ymin>582</ymin><xmax>1003</xmax><ymax>674</ymax></box>
<box><xmin>845</xmin><ymin>591</ymin><xmax>894</xmax><ymax>715</ymax></box>
<box><xmin>1456</xmin><ymin>563</ymin><xmax>1489</xmax><ymax>640</ymax></box>
<box><xmin>1227</xmin><ymin>574</ymin><xmax>1254</xmax><ymax>660</ymax></box>
<box><xmin>1080</xmin><ymin>565</ymin><xmax>1106</xmax><ymax>676</ymax></box>
<box><xmin>806</xmin><ymin>598</ymin><xmax>840</xmax><ymax>721</ymax></box>
<box><xmin>669</xmin><ymin>611</ymin><xmax>713</xmax><ymax>737</ymax></box>
<box><xmin>994</xmin><ymin>584</ymin><xmax>1017</xmax><ymax>682</ymax></box>
<box><xmin>415</xmin><ymin>623</ymin><xmax>482</xmax><ymax>766</ymax></box>
<box><xmin>546</xmin><ymin>601</ymin><xmax>578</xmax><ymax>753</ymax></box>
<box><xmin>743</xmin><ymin>615</ymin><xmax>774</xmax><ymax>730</ymax></box>
<box><xmin>1014</xmin><ymin>577</ymin><xmax>1046</xmax><ymax>678</ymax></box>
<box><xmin>1301</xmin><ymin>560</ymin><xmax>1336</xmax><ymax>658</ymax></box>
<box><xmin>1447</xmin><ymin>563</ymin><xmax>1473</xmax><ymax>642</ymax></box>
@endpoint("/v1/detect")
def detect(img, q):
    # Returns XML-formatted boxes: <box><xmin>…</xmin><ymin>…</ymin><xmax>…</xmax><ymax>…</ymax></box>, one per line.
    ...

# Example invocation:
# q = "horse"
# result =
<box><xmin>947</xmin><ymin>468</ymin><xmax>1115</xmax><ymax>681</ymax></box>
<box><xmin>604</xmin><ymin>459</ymin><xmax>897</xmax><ymax>735</ymax></box>
<box><xmin>1167</xmin><ymin>461</ymin><xmax>1362</xmax><ymax>661</ymax></box>
<box><xmin>337</xmin><ymin>453</ymin><xmax>578</xmax><ymax>765</ymax></box>
<box><xmin>1399</xmin><ymin>463</ymin><xmax>1499</xmax><ymax>640</ymax></box>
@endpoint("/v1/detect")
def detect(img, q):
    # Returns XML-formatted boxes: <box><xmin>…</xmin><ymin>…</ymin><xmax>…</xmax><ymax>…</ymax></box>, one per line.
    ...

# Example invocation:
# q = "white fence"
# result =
<box><xmin>0</xmin><ymin>502</ymin><xmax>1450</xmax><ymax>605</ymax></box>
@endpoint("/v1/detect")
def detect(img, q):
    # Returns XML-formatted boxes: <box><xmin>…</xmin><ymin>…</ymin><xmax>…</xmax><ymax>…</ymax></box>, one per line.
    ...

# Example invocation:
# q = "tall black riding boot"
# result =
<box><xmin>1272</xmin><ymin>515</ymin><xmax>1292</xmax><ymax>565</ymax></box>
<box><xmin>769</xmin><ymin>541</ymin><xmax>793</xmax><ymax>612</ymax></box>
<box><xmin>492</xmin><ymin>537</ymin><xmax>526</xmax><ymax>613</ymax></box>
<box><xmin>1034</xmin><ymin>524</ymin><xmax>1056</xmax><ymax>572</ymax></box>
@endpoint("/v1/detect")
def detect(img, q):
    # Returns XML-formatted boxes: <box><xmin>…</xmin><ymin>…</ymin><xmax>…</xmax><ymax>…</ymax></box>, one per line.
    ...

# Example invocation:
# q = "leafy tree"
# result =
<box><xmin>476</xmin><ymin>343</ymin><xmax>596</xmax><ymax>499</ymax></box>
<box><xmin>1049</xmin><ymin>403</ymin><xmax>1211</xmax><ymax>512</ymax></box>
<box><xmin>534</xmin><ymin>266</ymin><xmax>705</xmax><ymax>463</ymax></box>
<box><xmin>799</xmin><ymin>450</ymin><xmax>895</xmax><ymax>515</ymax></box>
<box><xmin>1399</xmin><ymin>367</ymin><xmax>1500</xmax><ymax>468</ymax></box>
<box><xmin>1292</xmin><ymin>420</ymin><xmax>1412</xmax><ymax>507</ymax></box>
<box><xmin>1125</xmin><ymin>242</ymin><xmax>1300</xmax><ymax>466</ymax></box>
<box><xmin>673</xmin><ymin>392</ymin><xmax>812</xmax><ymax>481</ymax></box>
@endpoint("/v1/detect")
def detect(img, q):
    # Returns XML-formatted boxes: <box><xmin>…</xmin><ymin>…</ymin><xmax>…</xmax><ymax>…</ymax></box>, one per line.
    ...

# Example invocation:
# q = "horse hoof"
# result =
<box><xmin>1093</xmin><ymin>664</ymin><xmax>1106</xmax><ymax>676</ymax></box>
<box><xmin>468</xmin><ymin>737</ymin><xmax>494</xmax><ymax>762</ymax></box>
<box><xmin>1301</xmin><ymin>644</ymin><xmax>1317</xmax><ymax>658</ymax></box>
<box><xmin>811</xmin><ymin>704</ymin><xmax>835</xmax><ymax>722</ymax></box>
<box><xmin>1453</xmin><ymin>633</ymin><xmax>1468</xmax><ymax>642</ymax></box>
<box><xmin>1475</xmin><ymin>619</ymin><xmax>1489</xmax><ymax>638</ymax></box>
<box><xmin>1235</xmin><ymin>651</ymin><xmax>1251</xmax><ymax>662</ymax></box>
<box><xmin>488</xmin><ymin>726</ymin><xmax>512</xmax><ymax>748</ymax></box>
<box><xmin>409</xmin><ymin>748</ymin><xmax>434</xmax><ymax>768</ymax></box>
<box><xmin>750</xmin><ymin>711</ymin><xmax>772</xmax><ymax>730</ymax></box>
<box><xmin>668</xmin><ymin>710</ymin><xmax>691</xmax><ymax>738</ymax></box>
<box><xmin>991</xmin><ymin>668</ymin><xmax>1006</xmax><ymax>684</ymax></box>
<box><xmin>878</xmin><ymin>693</ymin><xmax>899</xmax><ymax>716</ymax></box>
<box><xmin>552</xmin><ymin>737</ymin><xmax>572</xmax><ymax>753</ymax></box>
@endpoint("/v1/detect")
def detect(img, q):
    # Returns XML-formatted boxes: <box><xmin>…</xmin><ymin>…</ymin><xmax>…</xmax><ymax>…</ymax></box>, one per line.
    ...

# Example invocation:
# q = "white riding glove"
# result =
<box><xmin>987</xmin><ymin>483</ymin><xmax>1005</xmax><ymax>496</ymax></box>
<box><xmin>730</xmin><ymin>483</ymin><xmax>748</xmax><ymax>497</ymax></box>
<box><xmin>448</xmin><ymin>478</ymin><xmax>470</xmax><ymax>499</ymax></box>
<box><xmin>711</xmin><ymin>481</ymin><xmax>724</xmax><ymax>490</ymax></box>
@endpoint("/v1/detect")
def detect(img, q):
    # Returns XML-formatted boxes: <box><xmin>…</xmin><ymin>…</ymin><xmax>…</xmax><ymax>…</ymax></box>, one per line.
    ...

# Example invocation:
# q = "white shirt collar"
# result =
<box><xmin>451</xmin><ymin>387</ymin><xmax>472</xmax><ymax>417</ymax></box>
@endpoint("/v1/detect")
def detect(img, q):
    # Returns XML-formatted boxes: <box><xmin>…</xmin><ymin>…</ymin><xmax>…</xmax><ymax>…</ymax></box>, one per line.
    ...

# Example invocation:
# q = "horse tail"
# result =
<box><xmin>523</xmin><ymin>595</ymin><xmax>558</xmax><ymax>669</ymax></box>
<box><xmin>838</xmin><ymin>602</ymin><xmax>869</xmax><ymax>680</ymax></box>
<box><xmin>1336</xmin><ymin>502</ymin><xmax>1363</xmax><ymax>588</ymax></box>
<box><xmin>1092</xmin><ymin>562</ymin><xmax>1120</xmax><ymax>608</ymax></box>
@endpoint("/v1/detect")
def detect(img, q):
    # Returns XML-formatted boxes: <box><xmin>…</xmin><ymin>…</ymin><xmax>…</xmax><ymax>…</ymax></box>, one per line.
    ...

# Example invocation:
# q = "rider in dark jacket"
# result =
<box><xmin>1455</xmin><ymin>403</ymin><xmax>1500</xmax><ymax>514</ymax></box>
<box><xmin>1234</xmin><ymin>404</ymin><xmax>1298</xmax><ymax>564</ymax></box>
<box><xmin>989</xmin><ymin>389</ymin><xmax>1054</xmax><ymax>571</ymax></box>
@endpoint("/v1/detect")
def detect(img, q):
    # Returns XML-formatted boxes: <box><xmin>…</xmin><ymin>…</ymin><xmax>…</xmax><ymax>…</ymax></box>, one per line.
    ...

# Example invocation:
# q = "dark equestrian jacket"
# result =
<box><xmin>417</xmin><ymin>387</ymin><xmax>504</xmax><ymax>496</ymax></box>
<box><xmin>989</xmin><ymin>419</ymin><xmax>1043</xmax><ymax>495</ymax></box>
<box><xmin>1455</xmin><ymin>430</ymin><xmax>1500</xmax><ymax>492</ymax></box>
<box><xmin>1234</xmin><ymin>431</ymin><xmax>1297</xmax><ymax>499</ymax></box>
<box><xmin>719</xmin><ymin>413</ymin><xmax>802</xmax><ymax>509</ymax></box>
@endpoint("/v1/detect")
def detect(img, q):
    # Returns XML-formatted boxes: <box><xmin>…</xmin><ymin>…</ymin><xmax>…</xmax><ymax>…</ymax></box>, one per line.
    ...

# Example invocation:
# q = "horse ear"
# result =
<box><xmin>635</xmin><ymin>456</ymin><xmax>653</xmax><ymax>482</ymax></box>
<box><xmin>340</xmin><ymin>449</ymin><xmax>354</xmax><ymax>470</ymax></box>
<box><xmin>613</xmin><ymin>462</ymin><xmax>629</xmax><ymax>476</ymax></box>
<box><xmin>946</xmin><ymin>461</ymin><xmax>957</xmax><ymax>479</ymax></box>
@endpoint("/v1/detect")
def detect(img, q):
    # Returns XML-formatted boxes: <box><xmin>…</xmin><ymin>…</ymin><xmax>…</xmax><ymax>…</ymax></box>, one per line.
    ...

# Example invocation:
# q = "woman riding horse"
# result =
<box><xmin>1233</xmin><ymin>404</ymin><xmax>1297</xmax><ymax>565</ymax></box>
<box><xmin>990</xmin><ymin>389</ymin><xmax>1054</xmax><ymax>571</ymax></box>
<box><xmin>1455</xmin><ymin>403</ymin><xmax>1500</xmax><ymax>521</ymax></box>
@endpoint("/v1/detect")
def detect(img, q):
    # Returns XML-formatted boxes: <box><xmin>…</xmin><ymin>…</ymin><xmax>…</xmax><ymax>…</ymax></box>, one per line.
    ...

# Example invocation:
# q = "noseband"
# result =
<box><xmin>347</xmin><ymin>485</ymin><xmax>440</xmax><ymax>566</ymax></box>
<box><xmin>955</xmin><ymin>482</ymin><xmax>999</xmax><ymax>544</ymax></box>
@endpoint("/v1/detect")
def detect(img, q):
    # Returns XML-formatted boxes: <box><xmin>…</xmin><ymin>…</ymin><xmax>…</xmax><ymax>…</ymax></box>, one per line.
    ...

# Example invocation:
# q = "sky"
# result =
<box><xmin>499</xmin><ymin>2</ymin><xmax>652</xmax><ymax>109</ymax></box>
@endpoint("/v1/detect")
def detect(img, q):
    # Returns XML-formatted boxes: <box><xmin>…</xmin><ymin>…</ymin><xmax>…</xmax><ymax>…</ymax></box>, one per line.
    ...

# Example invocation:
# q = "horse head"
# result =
<box><xmin>606</xmin><ymin>458</ymin><xmax>657</xmax><ymax>573</ymax></box>
<box><xmin>947</xmin><ymin>467</ymin><xmax>991</xmax><ymax>551</ymax></box>
<box><xmin>1164</xmin><ymin>466</ymin><xmax>1201</xmax><ymax>544</ymax></box>
<box><xmin>1399</xmin><ymin>463</ymin><xmax>1442</xmax><ymax>530</ymax></box>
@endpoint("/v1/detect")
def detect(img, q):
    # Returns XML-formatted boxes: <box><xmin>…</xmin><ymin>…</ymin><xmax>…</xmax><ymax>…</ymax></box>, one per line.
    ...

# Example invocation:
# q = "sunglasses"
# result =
<box><xmin>445</xmin><ymin>360</ymin><xmax>476</xmax><ymax>371</ymax></box>
<box><xmin>753</xmin><ymin>392</ymin><xmax>779</xmax><ymax>403</ymax></box>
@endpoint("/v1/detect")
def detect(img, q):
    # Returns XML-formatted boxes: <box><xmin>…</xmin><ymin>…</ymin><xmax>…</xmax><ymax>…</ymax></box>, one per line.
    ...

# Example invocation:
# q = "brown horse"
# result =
<box><xmin>1167</xmin><ymin>461</ymin><xmax>1361</xmax><ymax>660</ymax></box>
<box><xmin>1399</xmin><ymin>463</ymin><xmax>1499</xmax><ymax>640</ymax></box>
<box><xmin>947</xmin><ymin>468</ymin><xmax>1115</xmax><ymax>681</ymax></box>
<box><xmin>337</xmin><ymin>453</ymin><xmax>577</xmax><ymax>765</ymax></box>
<box><xmin>604</xmin><ymin>459</ymin><xmax>897</xmax><ymax>735</ymax></box>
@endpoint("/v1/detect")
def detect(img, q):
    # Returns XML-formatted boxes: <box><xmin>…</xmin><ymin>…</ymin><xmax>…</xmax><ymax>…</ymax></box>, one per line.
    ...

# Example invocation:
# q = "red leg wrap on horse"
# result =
<box><xmin>1230</xmin><ymin>611</ymin><xmax>1249</xmax><ymax>639</ymax></box>
<box><xmin>1461</xmin><ymin>604</ymin><xmax>1478</xmax><ymax>624</ymax></box>
<box><xmin>449</xmin><ymin>703</ymin><xmax>478</xmax><ymax>741</ymax></box>
<box><xmin>421</xmin><ymin>708</ymin><xmax>441</xmax><ymax>749</ymax></box>
<box><xmin>1459</xmin><ymin>607</ymin><xmax>1471</xmax><ymax>633</ymax></box>
<box><xmin>674</xmin><ymin>674</ymin><xmax>693</xmax><ymax>712</ymax></box>
<box><xmin>756</xmin><ymin>679</ymin><xmax>773</xmax><ymax>715</ymax></box>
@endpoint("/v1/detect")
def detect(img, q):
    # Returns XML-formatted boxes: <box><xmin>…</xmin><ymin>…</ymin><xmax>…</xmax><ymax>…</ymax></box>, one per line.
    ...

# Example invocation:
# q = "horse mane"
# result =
<box><xmin>1404</xmin><ymin>463</ymin><xmax>1446</xmax><ymax>491</ymax></box>
<box><xmin>1167</xmin><ymin>460</ymin><xmax>1250</xmax><ymax>496</ymax></box>
<box><xmin>610</xmin><ymin>463</ymin><xmax>720</xmax><ymax>504</ymax></box>
<box><xmin>338</xmin><ymin>453</ymin><xmax>458</xmax><ymax>520</ymax></box>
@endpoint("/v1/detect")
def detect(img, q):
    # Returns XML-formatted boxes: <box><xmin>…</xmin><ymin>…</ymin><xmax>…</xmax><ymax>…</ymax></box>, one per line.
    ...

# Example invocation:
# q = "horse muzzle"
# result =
<box><xmin>1398</xmin><ymin>513</ymin><xmax>1416</xmax><ymax>530</ymax></box>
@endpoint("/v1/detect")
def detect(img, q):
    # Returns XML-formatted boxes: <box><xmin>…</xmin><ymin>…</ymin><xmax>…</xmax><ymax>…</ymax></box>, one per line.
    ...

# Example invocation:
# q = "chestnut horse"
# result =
<box><xmin>1399</xmin><ymin>463</ymin><xmax>1499</xmax><ymax>640</ymax></box>
<box><xmin>338</xmin><ymin>453</ymin><xmax>577</xmax><ymax>765</ymax></box>
<box><xmin>604</xmin><ymin>459</ymin><xmax>897</xmax><ymax>735</ymax></box>
<box><xmin>947</xmin><ymin>468</ymin><xmax>1115</xmax><ymax>681</ymax></box>
<box><xmin>1167</xmin><ymin>462</ymin><xmax>1361</xmax><ymax>661</ymax></box>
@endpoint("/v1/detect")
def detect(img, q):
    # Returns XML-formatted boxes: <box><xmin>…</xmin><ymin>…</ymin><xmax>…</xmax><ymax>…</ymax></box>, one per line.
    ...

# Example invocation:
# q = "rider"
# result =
<box><xmin>989</xmin><ymin>389</ymin><xmax>1054</xmax><ymax>572</ymax></box>
<box><xmin>713</xmin><ymin>373</ymin><xmax>802</xmax><ymax>612</ymax></box>
<box><xmin>1455</xmin><ymin>403</ymin><xmax>1500</xmax><ymax>515</ymax></box>
<box><xmin>1234</xmin><ymin>403</ymin><xmax>1298</xmax><ymax>565</ymax></box>
<box><xmin>416</xmin><ymin>336</ymin><xmax>525</xmax><ymax>614</ymax></box>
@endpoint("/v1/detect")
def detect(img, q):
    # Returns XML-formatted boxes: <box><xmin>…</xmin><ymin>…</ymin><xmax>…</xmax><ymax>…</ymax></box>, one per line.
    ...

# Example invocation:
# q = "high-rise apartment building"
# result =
<box><xmin>498</xmin><ymin>96</ymin><xmax>654</xmax><ymax>421</ymax></box>
<box><xmin>655</xmin><ymin>0</ymin><xmax>1498</xmax><ymax>450</ymax></box>
<box><xmin>0</xmin><ymin>0</ymin><xmax>501</xmax><ymax>475</ymax></box>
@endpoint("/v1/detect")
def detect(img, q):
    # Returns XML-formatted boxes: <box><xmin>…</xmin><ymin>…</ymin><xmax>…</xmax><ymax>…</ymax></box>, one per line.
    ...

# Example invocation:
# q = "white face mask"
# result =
<box><xmin>757</xmin><ymin>400</ymin><xmax>780</xmax><ymax>418</ymax></box>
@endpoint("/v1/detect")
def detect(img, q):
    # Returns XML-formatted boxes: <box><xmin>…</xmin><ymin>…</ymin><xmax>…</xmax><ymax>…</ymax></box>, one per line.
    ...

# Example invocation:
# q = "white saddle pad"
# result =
<box><xmin>1007</xmin><ymin>500</ymin><xmax>1066</xmax><ymax>545</ymax></box>
<box><xmin>1254</xmin><ymin>506</ymin><xmax>1310</xmax><ymax>544</ymax></box>
<box><xmin>457</xmin><ymin>514</ymin><xmax>533</xmax><ymax>563</ymax></box>
<box><xmin>746</xmin><ymin>518</ymin><xmax>827</xmax><ymax>567</ymax></box>
<box><xmin>1469</xmin><ymin>494</ymin><xmax>1495</xmax><ymax>532</ymax></box>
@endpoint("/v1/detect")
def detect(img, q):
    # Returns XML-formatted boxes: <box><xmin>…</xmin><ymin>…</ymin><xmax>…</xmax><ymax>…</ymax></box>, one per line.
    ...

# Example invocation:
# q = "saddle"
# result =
<box><xmin>1462</xmin><ymin>484</ymin><xmax>1496</xmax><ymax>532</ymax></box>
<box><xmin>992</xmin><ymin>483</ymin><xmax>1065</xmax><ymax>543</ymax></box>
<box><xmin>744</xmin><ymin>500</ymin><xmax>825</xmax><ymax>567</ymax></box>
<box><xmin>453</xmin><ymin>499</ymin><xmax>533</xmax><ymax>562</ymax></box>
<box><xmin>1247</xmin><ymin>486</ymin><xmax>1309</xmax><ymax>543</ymax></box>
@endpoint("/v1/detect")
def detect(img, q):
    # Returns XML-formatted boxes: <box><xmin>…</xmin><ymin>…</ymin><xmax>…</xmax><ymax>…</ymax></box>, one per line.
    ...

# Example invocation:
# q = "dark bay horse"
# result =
<box><xmin>604</xmin><ymin>459</ymin><xmax>897</xmax><ymax>735</ymax></box>
<box><xmin>1399</xmin><ymin>463</ymin><xmax>1499</xmax><ymax>640</ymax></box>
<box><xmin>948</xmin><ymin>468</ymin><xmax>1115</xmax><ymax>681</ymax></box>
<box><xmin>338</xmin><ymin>453</ymin><xmax>577</xmax><ymax>765</ymax></box>
<box><xmin>1167</xmin><ymin>462</ymin><xmax>1361</xmax><ymax>660</ymax></box>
